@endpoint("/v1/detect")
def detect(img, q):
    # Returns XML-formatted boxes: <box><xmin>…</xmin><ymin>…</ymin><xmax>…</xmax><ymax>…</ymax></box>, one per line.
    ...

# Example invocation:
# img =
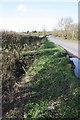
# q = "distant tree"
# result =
<box><xmin>58</xmin><ymin>18</ymin><xmax>64</xmax><ymax>31</ymax></box>
<box><xmin>72</xmin><ymin>24</ymin><xmax>78</xmax><ymax>39</ymax></box>
<box><xmin>58</xmin><ymin>17</ymin><xmax>73</xmax><ymax>39</ymax></box>
<box><xmin>58</xmin><ymin>17</ymin><xmax>73</xmax><ymax>31</ymax></box>
<box><xmin>42</xmin><ymin>25</ymin><xmax>47</xmax><ymax>36</ymax></box>
<box><xmin>27</xmin><ymin>31</ymin><xmax>29</xmax><ymax>33</ymax></box>
<box><xmin>32</xmin><ymin>30</ymin><xmax>37</xmax><ymax>33</ymax></box>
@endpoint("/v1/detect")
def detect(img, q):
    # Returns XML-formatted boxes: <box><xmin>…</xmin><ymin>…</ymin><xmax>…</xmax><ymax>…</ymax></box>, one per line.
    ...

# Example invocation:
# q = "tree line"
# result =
<box><xmin>52</xmin><ymin>17</ymin><xmax>78</xmax><ymax>40</ymax></box>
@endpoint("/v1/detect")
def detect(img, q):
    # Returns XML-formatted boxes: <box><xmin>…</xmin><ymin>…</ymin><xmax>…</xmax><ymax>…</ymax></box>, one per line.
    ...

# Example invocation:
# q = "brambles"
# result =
<box><xmin>2</xmin><ymin>31</ymin><xmax>43</xmax><ymax>116</ymax></box>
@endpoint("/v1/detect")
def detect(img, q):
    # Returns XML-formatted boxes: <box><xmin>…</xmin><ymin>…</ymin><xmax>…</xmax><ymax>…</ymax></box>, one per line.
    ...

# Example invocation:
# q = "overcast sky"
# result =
<box><xmin>0</xmin><ymin>1</ymin><xmax>78</xmax><ymax>32</ymax></box>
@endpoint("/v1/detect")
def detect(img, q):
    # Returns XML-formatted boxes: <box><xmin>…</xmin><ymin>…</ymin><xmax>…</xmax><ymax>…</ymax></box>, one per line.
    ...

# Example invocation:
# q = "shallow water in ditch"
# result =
<box><xmin>70</xmin><ymin>57</ymin><xmax>80</xmax><ymax>78</ymax></box>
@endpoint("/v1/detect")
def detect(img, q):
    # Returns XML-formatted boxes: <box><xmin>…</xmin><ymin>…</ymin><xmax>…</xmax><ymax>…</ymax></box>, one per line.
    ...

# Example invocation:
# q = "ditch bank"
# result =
<box><xmin>70</xmin><ymin>57</ymin><xmax>80</xmax><ymax>78</ymax></box>
<box><xmin>62</xmin><ymin>51</ymin><xmax>80</xmax><ymax>79</ymax></box>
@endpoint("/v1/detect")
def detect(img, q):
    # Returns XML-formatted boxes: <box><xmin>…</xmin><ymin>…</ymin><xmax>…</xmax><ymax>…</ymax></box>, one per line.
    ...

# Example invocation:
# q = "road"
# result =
<box><xmin>48</xmin><ymin>36</ymin><xmax>80</xmax><ymax>59</ymax></box>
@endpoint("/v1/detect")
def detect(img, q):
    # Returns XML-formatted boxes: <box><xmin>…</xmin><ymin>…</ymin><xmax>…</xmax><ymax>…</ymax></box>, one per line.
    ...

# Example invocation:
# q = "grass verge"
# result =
<box><xmin>55</xmin><ymin>37</ymin><xmax>78</xmax><ymax>43</ymax></box>
<box><xmin>22</xmin><ymin>37</ymin><xmax>80</xmax><ymax>118</ymax></box>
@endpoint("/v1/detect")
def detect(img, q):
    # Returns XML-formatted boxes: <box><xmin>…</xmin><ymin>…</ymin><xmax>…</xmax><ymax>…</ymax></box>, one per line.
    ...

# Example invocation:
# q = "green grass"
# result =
<box><xmin>23</xmin><ymin>37</ymin><xmax>80</xmax><ymax>118</ymax></box>
<box><xmin>55</xmin><ymin>37</ymin><xmax>78</xmax><ymax>43</ymax></box>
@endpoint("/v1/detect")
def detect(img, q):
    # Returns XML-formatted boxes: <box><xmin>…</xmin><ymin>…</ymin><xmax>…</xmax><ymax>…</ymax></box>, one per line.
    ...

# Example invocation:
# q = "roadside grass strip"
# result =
<box><xmin>23</xmin><ymin>37</ymin><xmax>79</xmax><ymax>118</ymax></box>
